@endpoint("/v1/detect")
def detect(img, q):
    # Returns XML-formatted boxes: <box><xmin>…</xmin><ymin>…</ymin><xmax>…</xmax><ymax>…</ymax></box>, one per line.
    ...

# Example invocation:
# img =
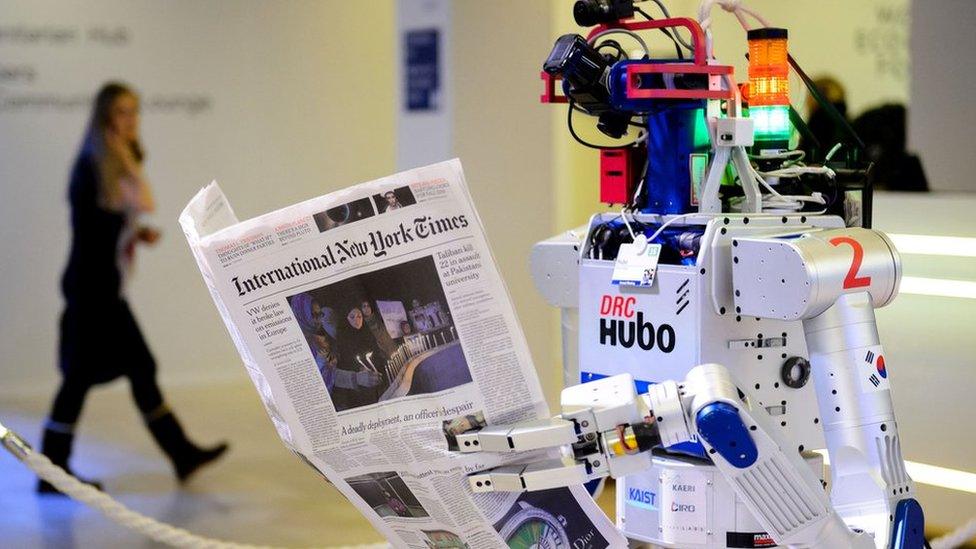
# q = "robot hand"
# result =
<box><xmin>452</xmin><ymin>365</ymin><xmax>876</xmax><ymax>549</ymax></box>
<box><xmin>453</xmin><ymin>367</ymin><xmax>743</xmax><ymax>494</ymax></box>
<box><xmin>453</xmin><ymin>372</ymin><xmax>659</xmax><ymax>492</ymax></box>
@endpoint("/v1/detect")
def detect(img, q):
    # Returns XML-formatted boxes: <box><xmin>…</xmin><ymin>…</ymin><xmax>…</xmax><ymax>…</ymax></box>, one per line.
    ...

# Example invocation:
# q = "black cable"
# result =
<box><xmin>634</xmin><ymin>6</ymin><xmax>684</xmax><ymax>60</ymax></box>
<box><xmin>646</xmin><ymin>0</ymin><xmax>697</xmax><ymax>51</ymax></box>
<box><xmin>587</xmin><ymin>215</ymin><xmax>624</xmax><ymax>259</ymax></box>
<box><xmin>923</xmin><ymin>539</ymin><xmax>932</xmax><ymax>549</ymax></box>
<box><xmin>567</xmin><ymin>100</ymin><xmax>643</xmax><ymax>150</ymax></box>
<box><xmin>824</xmin><ymin>172</ymin><xmax>842</xmax><ymax>213</ymax></box>
<box><xmin>628</xmin><ymin>155</ymin><xmax>650</xmax><ymax>211</ymax></box>
<box><xmin>596</xmin><ymin>39</ymin><xmax>627</xmax><ymax>61</ymax></box>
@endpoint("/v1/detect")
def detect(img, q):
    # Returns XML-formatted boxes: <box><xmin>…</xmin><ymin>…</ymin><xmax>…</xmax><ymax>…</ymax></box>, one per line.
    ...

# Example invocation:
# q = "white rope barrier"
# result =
<box><xmin>2</xmin><ymin>422</ymin><xmax>387</xmax><ymax>549</ymax></box>
<box><xmin>931</xmin><ymin>517</ymin><xmax>976</xmax><ymax>549</ymax></box>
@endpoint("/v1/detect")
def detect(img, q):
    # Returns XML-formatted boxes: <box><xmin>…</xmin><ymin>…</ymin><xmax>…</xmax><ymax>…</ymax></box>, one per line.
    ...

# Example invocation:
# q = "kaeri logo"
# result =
<box><xmin>626</xmin><ymin>487</ymin><xmax>657</xmax><ymax>511</ymax></box>
<box><xmin>598</xmin><ymin>295</ymin><xmax>676</xmax><ymax>352</ymax></box>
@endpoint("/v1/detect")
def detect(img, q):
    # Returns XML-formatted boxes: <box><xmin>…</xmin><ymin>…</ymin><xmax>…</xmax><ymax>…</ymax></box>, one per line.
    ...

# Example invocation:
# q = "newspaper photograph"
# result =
<box><xmin>287</xmin><ymin>255</ymin><xmax>471</xmax><ymax>413</ymax></box>
<box><xmin>179</xmin><ymin>159</ymin><xmax>625</xmax><ymax>548</ymax></box>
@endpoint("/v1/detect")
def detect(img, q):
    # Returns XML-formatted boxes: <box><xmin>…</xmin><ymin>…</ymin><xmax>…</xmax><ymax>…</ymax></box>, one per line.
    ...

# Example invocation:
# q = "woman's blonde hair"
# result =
<box><xmin>80</xmin><ymin>82</ymin><xmax>143</xmax><ymax>211</ymax></box>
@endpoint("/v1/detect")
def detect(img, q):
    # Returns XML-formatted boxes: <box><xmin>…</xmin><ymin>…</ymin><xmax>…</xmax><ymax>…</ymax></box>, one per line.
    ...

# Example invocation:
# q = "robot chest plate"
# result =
<box><xmin>578</xmin><ymin>259</ymin><xmax>824</xmax><ymax>452</ymax></box>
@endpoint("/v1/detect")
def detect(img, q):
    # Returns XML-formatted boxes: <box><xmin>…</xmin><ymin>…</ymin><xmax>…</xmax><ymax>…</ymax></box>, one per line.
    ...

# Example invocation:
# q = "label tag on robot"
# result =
<box><xmin>612</xmin><ymin>236</ymin><xmax>661</xmax><ymax>287</ymax></box>
<box><xmin>659</xmin><ymin>468</ymin><xmax>708</xmax><ymax>544</ymax></box>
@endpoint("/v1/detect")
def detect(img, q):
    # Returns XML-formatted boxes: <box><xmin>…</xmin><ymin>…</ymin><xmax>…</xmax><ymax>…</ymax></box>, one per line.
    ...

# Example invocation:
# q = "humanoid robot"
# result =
<box><xmin>450</xmin><ymin>1</ymin><xmax>924</xmax><ymax>548</ymax></box>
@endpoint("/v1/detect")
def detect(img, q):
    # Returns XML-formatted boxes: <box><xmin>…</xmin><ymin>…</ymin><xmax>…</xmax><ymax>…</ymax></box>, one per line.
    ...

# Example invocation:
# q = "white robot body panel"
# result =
<box><xmin>577</xmin><ymin>214</ymin><xmax>833</xmax><ymax>447</ymax></box>
<box><xmin>617</xmin><ymin>454</ymin><xmax>827</xmax><ymax>548</ymax></box>
<box><xmin>529</xmin><ymin>213</ymin><xmax>914</xmax><ymax>547</ymax></box>
<box><xmin>530</xmin><ymin>227</ymin><xmax>587</xmax><ymax>388</ymax></box>
<box><xmin>573</xmin><ymin>214</ymin><xmax>839</xmax><ymax>546</ymax></box>
<box><xmin>732</xmin><ymin>227</ymin><xmax>901</xmax><ymax>320</ymax></box>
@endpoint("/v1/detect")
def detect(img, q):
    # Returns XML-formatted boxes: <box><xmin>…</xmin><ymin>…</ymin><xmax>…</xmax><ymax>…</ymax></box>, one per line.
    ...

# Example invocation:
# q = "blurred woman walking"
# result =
<box><xmin>39</xmin><ymin>82</ymin><xmax>227</xmax><ymax>494</ymax></box>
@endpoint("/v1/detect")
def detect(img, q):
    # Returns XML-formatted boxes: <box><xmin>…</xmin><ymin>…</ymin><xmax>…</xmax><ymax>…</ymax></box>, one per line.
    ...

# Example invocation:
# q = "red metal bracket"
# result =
<box><xmin>586</xmin><ymin>17</ymin><xmax>709</xmax><ymax>64</ymax></box>
<box><xmin>625</xmin><ymin>63</ymin><xmax>734</xmax><ymax>100</ymax></box>
<box><xmin>540</xmin><ymin>71</ymin><xmax>568</xmax><ymax>103</ymax></box>
<box><xmin>588</xmin><ymin>17</ymin><xmax>736</xmax><ymax>102</ymax></box>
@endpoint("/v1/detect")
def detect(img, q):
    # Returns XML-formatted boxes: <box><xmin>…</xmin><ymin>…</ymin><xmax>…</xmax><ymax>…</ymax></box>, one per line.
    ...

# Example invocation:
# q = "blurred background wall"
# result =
<box><xmin>909</xmin><ymin>0</ymin><xmax>976</xmax><ymax>191</ymax></box>
<box><xmin>1</xmin><ymin>0</ymin><xmax>974</xmax><ymax>537</ymax></box>
<box><xmin>451</xmin><ymin>1</ymin><xmax>560</xmax><ymax>401</ymax></box>
<box><xmin>0</xmin><ymin>0</ymin><xmax>398</xmax><ymax>393</ymax></box>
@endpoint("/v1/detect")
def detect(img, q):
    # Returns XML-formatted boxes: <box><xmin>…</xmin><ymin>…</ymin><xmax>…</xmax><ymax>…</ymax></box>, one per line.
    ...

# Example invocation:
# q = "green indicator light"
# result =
<box><xmin>751</xmin><ymin>105</ymin><xmax>791</xmax><ymax>141</ymax></box>
<box><xmin>693</xmin><ymin>108</ymin><xmax>711</xmax><ymax>148</ymax></box>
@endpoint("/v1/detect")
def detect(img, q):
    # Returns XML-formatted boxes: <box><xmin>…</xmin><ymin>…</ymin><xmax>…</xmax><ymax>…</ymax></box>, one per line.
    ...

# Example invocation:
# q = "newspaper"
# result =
<box><xmin>180</xmin><ymin>159</ymin><xmax>626</xmax><ymax>549</ymax></box>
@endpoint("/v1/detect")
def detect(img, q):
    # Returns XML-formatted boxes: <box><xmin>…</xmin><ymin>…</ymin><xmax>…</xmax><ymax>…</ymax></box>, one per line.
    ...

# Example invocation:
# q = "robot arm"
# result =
<box><xmin>456</xmin><ymin>365</ymin><xmax>873</xmax><ymax>548</ymax></box>
<box><xmin>733</xmin><ymin>227</ymin><xmax>924</xmax><ymax>549</ymax></box>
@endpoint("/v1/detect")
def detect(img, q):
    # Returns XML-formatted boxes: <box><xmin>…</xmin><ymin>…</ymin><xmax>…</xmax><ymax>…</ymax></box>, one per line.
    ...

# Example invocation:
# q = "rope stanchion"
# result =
<box><xmin>1</xmin><ymin>421</ymin><xmax>387</xmax><ymax>549</ymax></box>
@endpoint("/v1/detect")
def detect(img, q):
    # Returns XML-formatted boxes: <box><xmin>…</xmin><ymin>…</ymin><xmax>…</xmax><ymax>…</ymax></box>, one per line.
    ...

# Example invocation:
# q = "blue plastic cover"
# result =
<box><xmin>606</xmin><ymin>60</ymin><xmax>706</xmax><ymax>215</ymax></box>
<box><xmin>890</xmin><ymin>498</ymin><xmax>925</xmax><ymax>549</ymax></box>
<box><xmin>694</xmin><ymin>402</ymin><xmax>758</xmax><ymax>468</ymax></box>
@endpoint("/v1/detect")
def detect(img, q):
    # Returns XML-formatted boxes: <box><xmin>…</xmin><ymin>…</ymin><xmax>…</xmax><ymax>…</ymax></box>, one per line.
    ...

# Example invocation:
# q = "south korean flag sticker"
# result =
<box><xmin>857</xmin><ymin>346</ymin><xmax>891</xmax><ymax>393</ymax></box>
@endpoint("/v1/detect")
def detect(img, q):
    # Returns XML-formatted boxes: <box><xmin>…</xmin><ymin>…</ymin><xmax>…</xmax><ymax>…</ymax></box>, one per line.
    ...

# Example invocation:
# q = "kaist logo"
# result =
<box><xmin>626</xmin><ymin>487</ymin><xmax>657</xmax><ymax>511</ymax></box>
<box><xmin>599</xmin><ymin>295</ymin><xmax>676</xmax><ymax>352</ymax></box>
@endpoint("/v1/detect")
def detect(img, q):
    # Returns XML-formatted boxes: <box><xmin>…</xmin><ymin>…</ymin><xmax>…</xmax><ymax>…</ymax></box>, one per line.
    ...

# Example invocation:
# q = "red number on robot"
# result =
<box><xmin>829</xmin><ymin>236</ymin><xmax>872</xmax><ymax>289</ymax></box>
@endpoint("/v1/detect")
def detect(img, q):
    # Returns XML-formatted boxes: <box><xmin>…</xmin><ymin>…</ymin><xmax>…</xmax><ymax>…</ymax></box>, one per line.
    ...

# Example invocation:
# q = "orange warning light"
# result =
<box><xmin>747</xmin><ymin>28</ymin><xmax>789</xmax><ymax>107</ymax></box>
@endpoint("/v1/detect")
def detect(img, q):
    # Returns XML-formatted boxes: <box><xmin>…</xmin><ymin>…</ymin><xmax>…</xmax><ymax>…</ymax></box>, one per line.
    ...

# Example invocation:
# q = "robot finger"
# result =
<box><xmin>467</xmin><ymin>458</ymin><xmax>591</xmax><ymax>493</ymax></box>
<box><xmin>454</xmin><ymin>417</ymin><xmax>578</xmax><ymax>454</ymax></box>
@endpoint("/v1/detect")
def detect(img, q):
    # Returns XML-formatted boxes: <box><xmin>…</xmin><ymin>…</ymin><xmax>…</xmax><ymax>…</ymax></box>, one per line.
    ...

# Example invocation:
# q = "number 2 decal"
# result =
<box><xmin>829</xmin><ymin>236</ymin><xmax>872</xmax><ymax>289</ymax></box>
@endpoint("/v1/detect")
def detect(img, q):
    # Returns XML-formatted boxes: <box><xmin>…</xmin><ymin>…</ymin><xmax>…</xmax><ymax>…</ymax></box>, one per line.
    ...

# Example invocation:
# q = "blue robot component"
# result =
<box><xmin>641</xmin><ymin>101</ymin><xmax>703</xmax><ymax>214</ymax></box>
<box><xmin>608</xmin><ymin>60</ymin><xmax>707</xmax><ymax>215</ymax></box>
<box><xmin>694</xmin><ymin>402</ymin><xmax>759</xmax><ymax>469</ymax></box>
<box><xmin>890</xmin><ymin>499</ymin><xmax>925</xmax><ymax>549</ymax></box>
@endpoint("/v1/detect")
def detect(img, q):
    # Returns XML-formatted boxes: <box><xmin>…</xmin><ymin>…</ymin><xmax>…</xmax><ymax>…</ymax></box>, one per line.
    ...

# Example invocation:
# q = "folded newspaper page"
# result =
<box><xmin>180</xmin><ymin>159</ymin><xmax>626</xmax><ymax>549</ymax></box>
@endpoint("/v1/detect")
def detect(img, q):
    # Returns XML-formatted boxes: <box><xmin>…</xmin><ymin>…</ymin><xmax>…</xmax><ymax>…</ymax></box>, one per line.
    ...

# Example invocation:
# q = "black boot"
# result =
<box><xmin>36</xmin><ymin>427</ymin><xmax>103</xmax><ymax>495</ymax></box>
<box><xmin>146</xmin><ymin>411</ymin><xmax>228</xmax><ymax>482</ymax></box>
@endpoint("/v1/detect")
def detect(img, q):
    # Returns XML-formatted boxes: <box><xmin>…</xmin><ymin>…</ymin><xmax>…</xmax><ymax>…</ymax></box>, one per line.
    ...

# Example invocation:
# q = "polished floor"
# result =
<box><xmin>0</xmin><ymin>378</ymin><xmax>618</xmax><ymax>548</ymax></box>
<box><xmin>0</xmin><ymin>378</ymin><xmax>383</xmax><ymax>548</ymax></box>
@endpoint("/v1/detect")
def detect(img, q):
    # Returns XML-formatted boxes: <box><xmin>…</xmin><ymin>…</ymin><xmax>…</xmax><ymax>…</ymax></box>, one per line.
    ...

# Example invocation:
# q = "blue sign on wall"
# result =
<box><xmin>404</xmin><ymin>29</ymin><xmax>439</xmax><ymax>112</ymax></box>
